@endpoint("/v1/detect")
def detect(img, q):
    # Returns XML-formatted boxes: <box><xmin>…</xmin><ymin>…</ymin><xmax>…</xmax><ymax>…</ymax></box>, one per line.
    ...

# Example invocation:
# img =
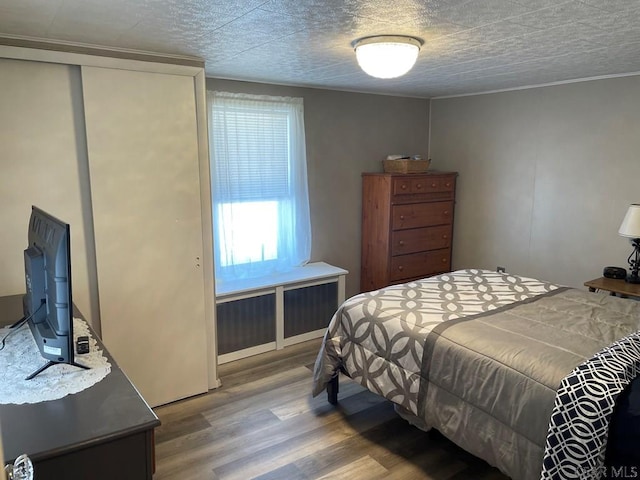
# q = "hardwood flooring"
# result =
<box><xmin>153</xmin><ymin>339</ymin><xmax>509</xmax><ymax>480</ymax></box>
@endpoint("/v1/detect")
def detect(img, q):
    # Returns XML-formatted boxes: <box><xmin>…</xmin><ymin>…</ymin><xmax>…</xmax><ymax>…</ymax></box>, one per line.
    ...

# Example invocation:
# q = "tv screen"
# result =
<box><xmin>22</xmin><ymin>206</ymin><xmax>87</xmax><ymax>380</ymax></box>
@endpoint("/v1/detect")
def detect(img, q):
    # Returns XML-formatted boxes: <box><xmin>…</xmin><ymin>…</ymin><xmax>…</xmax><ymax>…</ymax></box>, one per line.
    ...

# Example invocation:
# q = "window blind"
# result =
<box><xmin>212</xmin><ymin>103</ymin><xmax>290</xmax><ymax>202</ymax></box>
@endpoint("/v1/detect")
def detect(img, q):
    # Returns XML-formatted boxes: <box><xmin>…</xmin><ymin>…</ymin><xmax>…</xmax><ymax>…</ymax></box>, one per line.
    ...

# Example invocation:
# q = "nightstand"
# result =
<box><xmin>584</xmin><ymin>277</ymin><xmax>640</xmax><ymax>299</ymax></box>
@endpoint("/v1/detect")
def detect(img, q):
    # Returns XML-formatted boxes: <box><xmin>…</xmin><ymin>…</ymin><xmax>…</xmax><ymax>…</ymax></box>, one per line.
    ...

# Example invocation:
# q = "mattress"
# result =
<box><xmin>312</xmin><ymin>269</ymin><xmax>640</xmax><ymax>479</ymax></box>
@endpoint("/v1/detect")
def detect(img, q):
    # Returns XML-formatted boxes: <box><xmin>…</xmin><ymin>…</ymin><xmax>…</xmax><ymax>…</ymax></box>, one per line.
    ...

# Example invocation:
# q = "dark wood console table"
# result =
<box><xmin>0</xmin><ymin>295</ymin><xmax>160</xmax><ymax>479</ymax></box>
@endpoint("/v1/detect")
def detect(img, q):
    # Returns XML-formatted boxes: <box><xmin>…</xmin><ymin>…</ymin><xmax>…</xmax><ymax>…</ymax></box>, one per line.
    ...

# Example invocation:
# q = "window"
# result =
<box><xmin>208</xmin><ymin>91</ymin><xmax>311</xmax><ymax>281</ymax></box>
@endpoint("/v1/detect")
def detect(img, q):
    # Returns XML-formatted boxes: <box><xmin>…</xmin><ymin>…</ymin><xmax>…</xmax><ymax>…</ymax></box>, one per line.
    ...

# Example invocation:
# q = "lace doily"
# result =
<box><xmin>0</xmin><ymin>317</ymin><xmax>111</xmax><ymax>404</ymax></box>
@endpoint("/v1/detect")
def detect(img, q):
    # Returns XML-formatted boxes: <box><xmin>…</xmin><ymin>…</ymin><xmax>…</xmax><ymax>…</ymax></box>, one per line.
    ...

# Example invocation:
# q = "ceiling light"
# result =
<box><xmin>353</xmin><ymin>35</ymin><xmax>422</xmax><ymax>79</ymax></box>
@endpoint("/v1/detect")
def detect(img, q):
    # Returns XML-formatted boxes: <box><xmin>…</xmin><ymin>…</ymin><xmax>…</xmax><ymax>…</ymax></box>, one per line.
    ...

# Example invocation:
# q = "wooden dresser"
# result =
<box><xmin>360</xmin><ymin>171</ymin><xmax>458</xmax><ymax>292</ymax></box>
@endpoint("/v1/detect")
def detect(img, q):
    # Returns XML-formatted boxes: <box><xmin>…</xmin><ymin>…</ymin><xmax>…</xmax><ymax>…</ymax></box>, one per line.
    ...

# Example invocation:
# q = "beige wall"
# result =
<box><xmin>207</xmin><ymin>78</ymin><xmax>430</xmax><ymax>298</ymax></box>
<box><xmin>430</xmin><ymin>75</ymin><xmax>640</xmax><ymax>288</ymax></box>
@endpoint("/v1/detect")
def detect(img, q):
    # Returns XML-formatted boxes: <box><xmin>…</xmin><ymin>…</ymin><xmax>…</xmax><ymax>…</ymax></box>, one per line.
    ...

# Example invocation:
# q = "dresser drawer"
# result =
<box><xmin>393</xmin><ymin>176</ymin><xmax>455</xmax><ymax>196</ymax></box>
<box><xmin>392</xmin><ymin>201</ymin><xmax>453</xmax><ymax>230</ymax></box>
<box><xmin>391</xmin><ymin>225</ymin><xmax>452</xmax><ymax>256</ymax></box>
<box><xmin>390</xmin><ymin>249</ymin><xmax>451</xmax><ymax>281</ymax></box>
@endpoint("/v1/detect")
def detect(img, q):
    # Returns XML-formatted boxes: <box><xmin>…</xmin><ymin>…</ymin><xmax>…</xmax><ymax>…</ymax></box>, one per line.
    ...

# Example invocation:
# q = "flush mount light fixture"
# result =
<box><xmin>353</xmin><ymin>35</ymin><xmax>423</xmax><ymax>79</ymax></box>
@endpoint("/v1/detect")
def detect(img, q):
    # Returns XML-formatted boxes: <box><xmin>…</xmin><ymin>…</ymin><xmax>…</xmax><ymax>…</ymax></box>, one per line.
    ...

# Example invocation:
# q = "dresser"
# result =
<box><xmin>0</xmin><ymin>295</ymin><xmax>159</xmax><ymax>480</ymax></box>
<box><xmin>360</xmin><ymin>171</ymin><xmax>458</xmax><ymax>292</ymax></box>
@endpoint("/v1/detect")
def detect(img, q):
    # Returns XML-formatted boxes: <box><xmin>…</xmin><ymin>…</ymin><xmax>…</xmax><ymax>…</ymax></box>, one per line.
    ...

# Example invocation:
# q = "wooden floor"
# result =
<box><xmin>153</xmin><ymin>339</ymin><xmax>509</xmax><ymax>480</ymax></box>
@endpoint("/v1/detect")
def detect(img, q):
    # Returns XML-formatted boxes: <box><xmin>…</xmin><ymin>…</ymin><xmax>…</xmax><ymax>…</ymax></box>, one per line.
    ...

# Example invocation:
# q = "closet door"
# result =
<box><xmin>0</xmin><ymin>58</ymin><xmax>96</xmax><ymax>325</ymax></box>
<box><xmin>81</xmin><ymin>66</ymin><xmax>208</xmax><ymax>407</ymax></box>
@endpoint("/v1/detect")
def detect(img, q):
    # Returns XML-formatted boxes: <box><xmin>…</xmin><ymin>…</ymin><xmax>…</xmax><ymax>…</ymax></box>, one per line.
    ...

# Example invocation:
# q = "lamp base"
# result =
<box><xmin>625</xmin><ymin>274</ymin><xmax>640</xmax><ymax>284</ymax></box>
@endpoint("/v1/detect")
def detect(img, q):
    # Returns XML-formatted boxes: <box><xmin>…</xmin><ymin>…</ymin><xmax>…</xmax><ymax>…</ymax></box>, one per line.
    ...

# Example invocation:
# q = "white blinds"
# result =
<box><xmin>208</xmin><ymin>91</ymin><xmax>311</xmax><ymax>281</ymax></box>
<box><xmin>212</xmin><ymin>100</ymin><xmax>289</xmax><ymax>202</ymax></box>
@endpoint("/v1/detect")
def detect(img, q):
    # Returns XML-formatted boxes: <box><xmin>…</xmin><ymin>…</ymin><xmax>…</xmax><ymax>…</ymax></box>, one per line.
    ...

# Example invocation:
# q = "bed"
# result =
<box><xmin>312</xmin><ymin>269</ymin><xmax>640</xmax><ymax>479</ymax></box>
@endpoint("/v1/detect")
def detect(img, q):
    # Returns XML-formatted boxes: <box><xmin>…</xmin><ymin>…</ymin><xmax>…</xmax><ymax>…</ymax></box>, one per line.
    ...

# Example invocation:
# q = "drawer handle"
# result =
<box><xmin>443</xmin><ymin>210</ymin><xmax>449</xmax><ymax>215</ymax></box>
<box><xmin>398</xmin><ymin>265</ymin><xmax>404</xmax><ymax>271</ymax></box>
<box><xmin>401</xmin><ymin>184</ymin><xmax>408</xmax><ymax>190</ymax></box>
<box><xmin>400</xmin><ymin>215</ymin><xmax>405</xmax><ymax>220</ymax></box>
<box><xmin>442</xmin><ymin>234</ymin><xmax>448</xmax><ymax>239</ymax></box>
<box><xmin>415</xmin><ymin>183</ymin><xmax>423</xmax><ymax>189</ymax></box>
<box><xmin>442</xmin><ymin>258</ymin><xmax>447</xmax><ymax>263</ymax></box>
<box><xmin>445</xmin><ymin>182</ymin><xmax>451</xmax><ymax>187</ymax></box>
<box><xmin>399</xmin><ymin>240</ymin><xmax>405</xmax><ymax>246</ymax></box>
<box><xmin>431</xmin><ymin>183</ymin><xmax>437</xmax><ymax>188</ymax></box>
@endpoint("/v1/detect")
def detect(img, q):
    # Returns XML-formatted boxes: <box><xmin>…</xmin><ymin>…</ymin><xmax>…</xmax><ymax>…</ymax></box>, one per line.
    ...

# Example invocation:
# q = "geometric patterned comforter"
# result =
<box><xmin>313</xmin><ymin>269</ymin><xmax>561</xmax><ymax>409</ymax></box>
<box><xmin>312</xmin><ymin>269</ymin><xmax>640</xmax><ymax>480</ymax></box>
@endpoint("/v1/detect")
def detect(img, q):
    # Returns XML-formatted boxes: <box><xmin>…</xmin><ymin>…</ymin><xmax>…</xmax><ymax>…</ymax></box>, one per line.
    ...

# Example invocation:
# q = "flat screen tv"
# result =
<box><xmin>21</xmin><ymin>206</ymin><xmax>87</xmax><ymax>380</ymax></box>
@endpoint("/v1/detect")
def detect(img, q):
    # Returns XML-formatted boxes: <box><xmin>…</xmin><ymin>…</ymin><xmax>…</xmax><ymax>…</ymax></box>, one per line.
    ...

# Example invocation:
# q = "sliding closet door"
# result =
<box><xmin>0</xmin><ymin>58</ymin><xmax>96</xmax><ymax>326</ymax></box>
<box><xmin>81</xmin><ymin>66</ymin><xmax>208</xmax><ymax>407</ymax></box>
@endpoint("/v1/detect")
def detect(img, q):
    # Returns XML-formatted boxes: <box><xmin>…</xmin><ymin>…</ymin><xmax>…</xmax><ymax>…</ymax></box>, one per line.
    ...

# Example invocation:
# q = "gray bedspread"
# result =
<box><xmin>312</xmin><ymin>269</ymin><xmax>640</xmax><ymax>479</ymax></box>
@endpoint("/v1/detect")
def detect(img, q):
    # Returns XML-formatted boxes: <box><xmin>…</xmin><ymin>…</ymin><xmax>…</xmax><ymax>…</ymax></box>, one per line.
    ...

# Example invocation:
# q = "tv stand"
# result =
<box><xmin>0</xmin><ymin>295</ymin><xmax>160</xmax><ymax>480</ymax></box>
<box><xmin>25</xmin><ymin>359</ymin><xmax>89</xmax><ymax>380</ymax></box>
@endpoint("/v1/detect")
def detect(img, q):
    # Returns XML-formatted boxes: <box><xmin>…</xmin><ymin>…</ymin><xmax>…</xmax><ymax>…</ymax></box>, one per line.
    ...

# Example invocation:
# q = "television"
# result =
<box><xmin>20</xmin><ymin>206</ymin><xmax>87</xmax><ymax>380</ymax></box>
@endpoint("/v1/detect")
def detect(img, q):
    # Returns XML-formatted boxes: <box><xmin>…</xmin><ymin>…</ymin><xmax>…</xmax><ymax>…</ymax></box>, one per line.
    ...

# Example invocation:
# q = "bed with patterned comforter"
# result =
<box><xmin>312</xmin><ymin>269</ymin><xmax>640</xmax><ymax>480</ymax></box>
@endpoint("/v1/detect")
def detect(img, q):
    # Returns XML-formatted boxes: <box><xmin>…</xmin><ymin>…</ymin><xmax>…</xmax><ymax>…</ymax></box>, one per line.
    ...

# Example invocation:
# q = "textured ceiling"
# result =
<box><xmin>1</xmin><ymin>0</ymin><xmax>640</xmax><ymax>98</ymax></box>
